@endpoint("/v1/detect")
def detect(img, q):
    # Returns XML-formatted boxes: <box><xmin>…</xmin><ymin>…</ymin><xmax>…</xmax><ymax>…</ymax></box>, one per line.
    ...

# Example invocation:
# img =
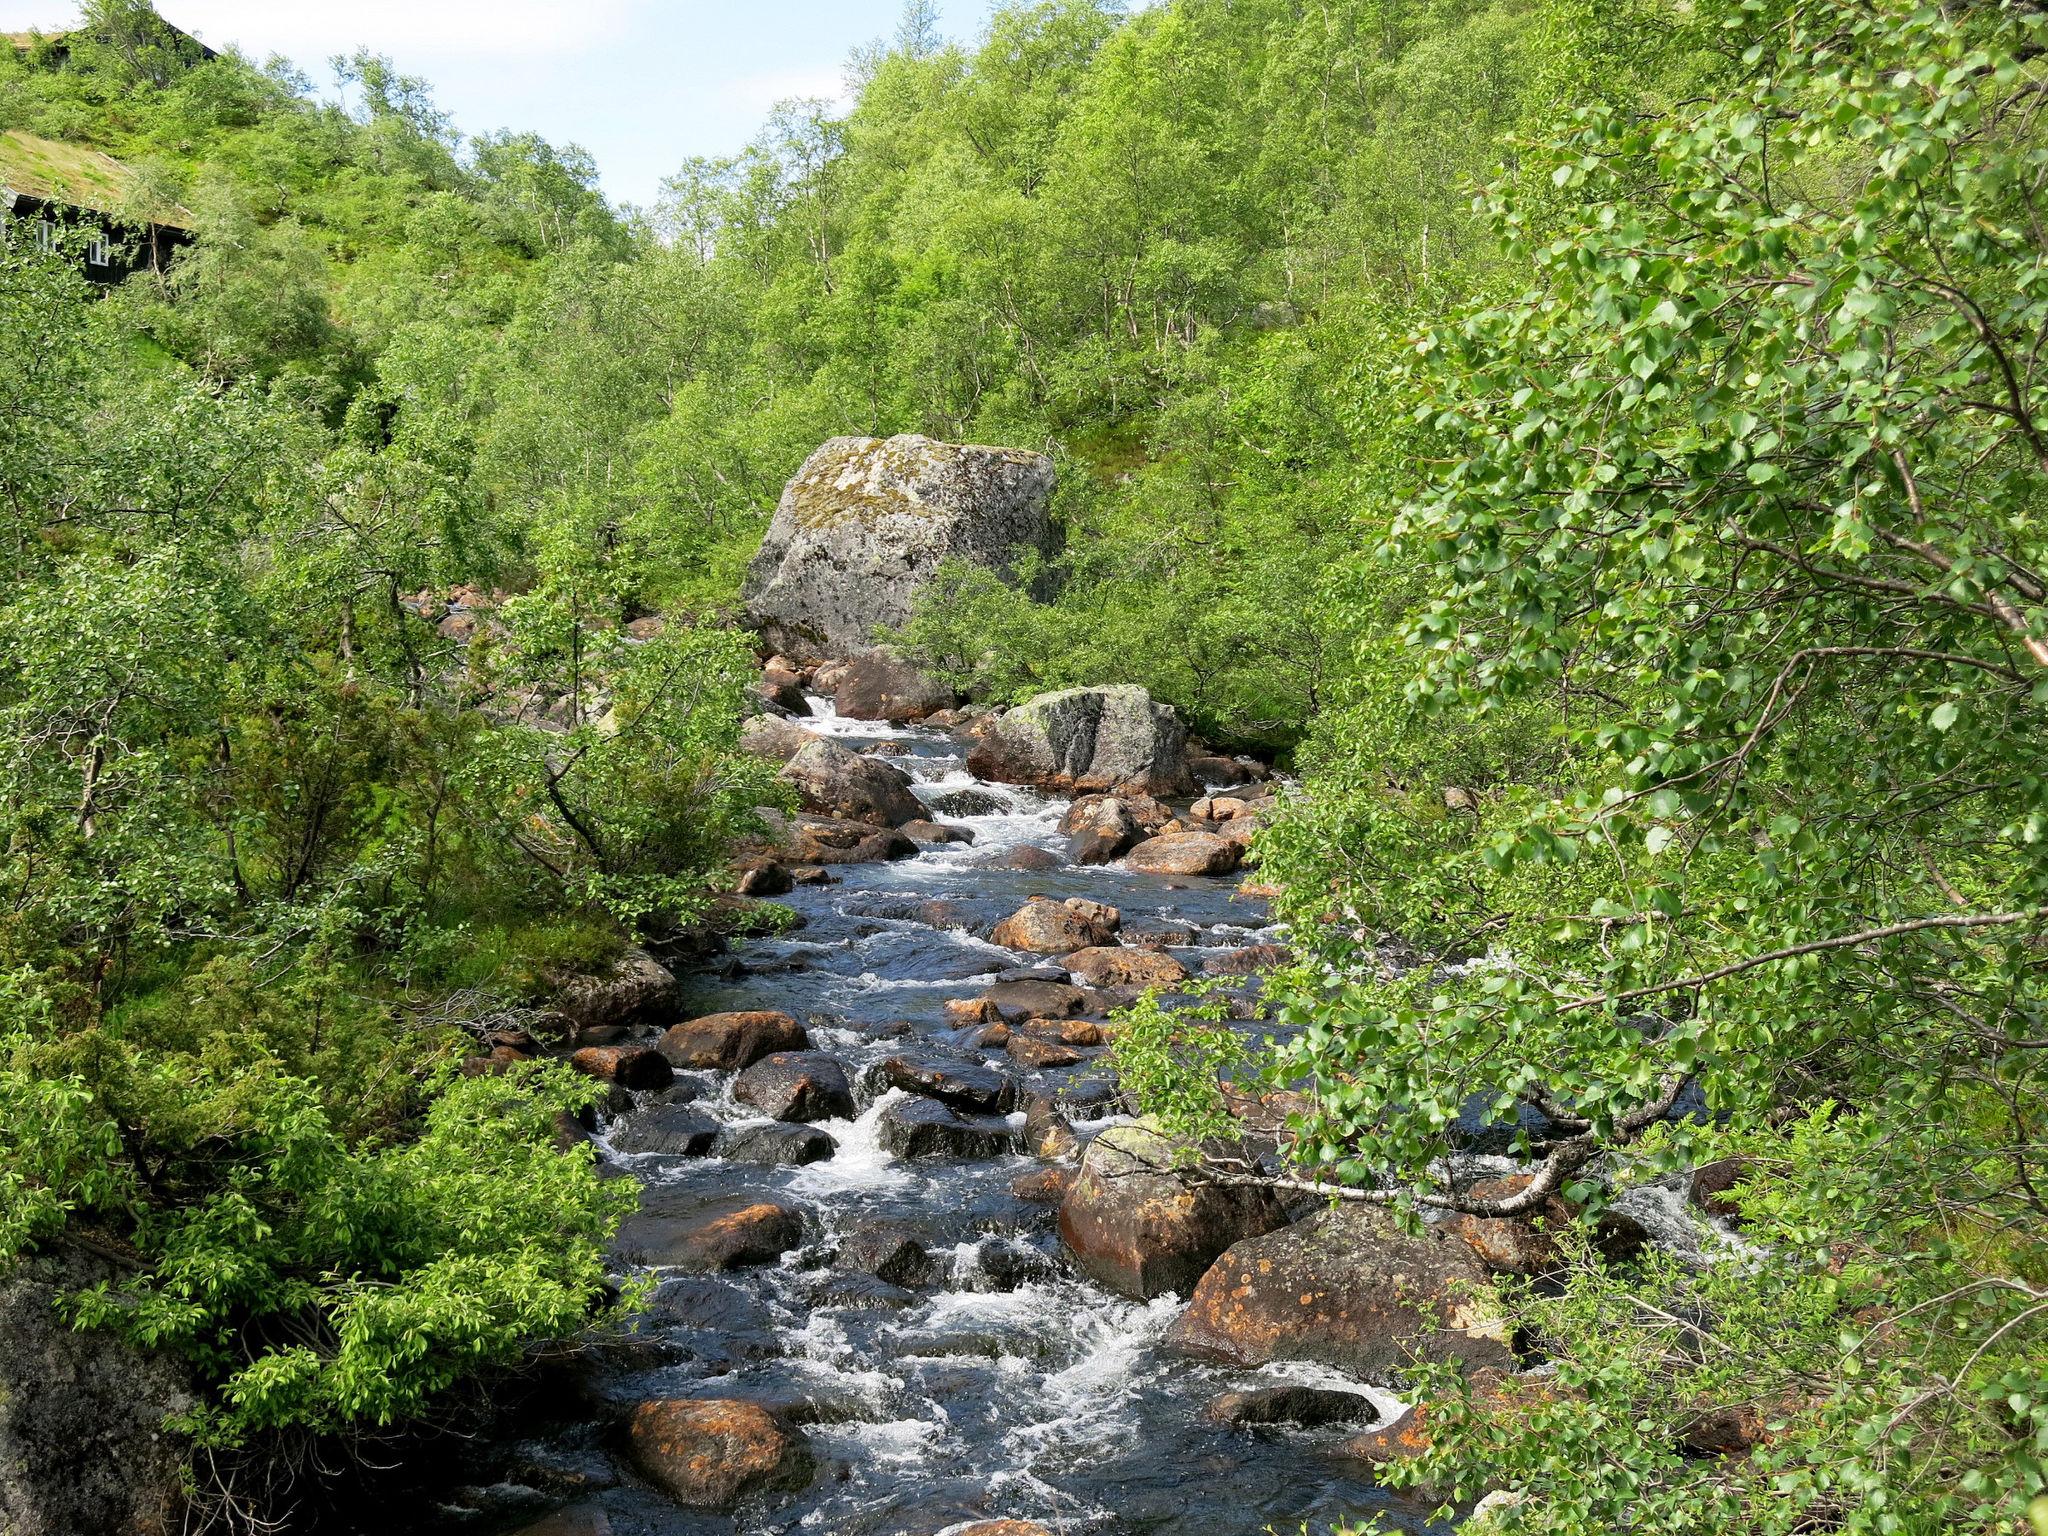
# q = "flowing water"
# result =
<box><xmin>407</xmin><ymin>701</ymin><xmax>1432</xmax><ymax>1536</ymax></box>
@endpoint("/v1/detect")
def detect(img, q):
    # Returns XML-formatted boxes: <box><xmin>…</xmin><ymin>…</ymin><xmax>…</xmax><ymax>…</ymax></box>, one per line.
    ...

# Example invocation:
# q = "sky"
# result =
<box><xmin>0</xmin><ymin>1</ymin><xmax>999</xmax><ymax>208</ymax></box>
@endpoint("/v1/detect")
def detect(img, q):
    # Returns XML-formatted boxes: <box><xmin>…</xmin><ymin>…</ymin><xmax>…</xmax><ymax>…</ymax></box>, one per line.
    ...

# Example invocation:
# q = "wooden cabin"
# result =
<box><xmin>0</xmin><ymin>129</ymin><xmax>194</xmax><ymax>282</ymax></box>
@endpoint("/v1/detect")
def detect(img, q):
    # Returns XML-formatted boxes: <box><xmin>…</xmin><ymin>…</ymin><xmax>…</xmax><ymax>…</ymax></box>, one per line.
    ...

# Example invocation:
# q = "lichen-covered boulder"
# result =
<box><xmin>742</xmin><ymin>434</ymin><xmax>1056</xmax><ymax>657</ymax></box>
<box><xmin>1162</xmin><ymin>1205</ymin><xmax>1515</xmax><ymax>1382</ymax></box>
<box><xmin>830</xmin><ymin>654</ymin><xmax>955</xmax><ymax>723</ymax></box>
<box><xmin>968</xmin><ymin>686</ymin><xmax>1195</xmax><ymax>797</ymax></box>
<box><xmin>1057</xmin><ymin>1122</ymin><xmax>1285</xmax><ymax>1299</ymax></box>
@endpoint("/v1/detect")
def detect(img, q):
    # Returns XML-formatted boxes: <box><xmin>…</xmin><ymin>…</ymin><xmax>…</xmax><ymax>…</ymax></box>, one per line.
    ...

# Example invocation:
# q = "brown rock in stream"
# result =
<box><xmin>626</xmin><ymin>1399</ymin><xmax>814</xmax><ymax>1509</ymax></box>
<box><xmin>658</xmin><ymin>1011</ymin><xmax>809</xmax><ymax>1072</ymax></box>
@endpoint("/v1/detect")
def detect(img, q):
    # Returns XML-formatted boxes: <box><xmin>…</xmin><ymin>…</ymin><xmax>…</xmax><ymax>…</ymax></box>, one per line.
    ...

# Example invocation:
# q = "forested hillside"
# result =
<box><xmin>3</xmin><ymin>0</ymin><xmax>2047</xmax><ymax>1533</ymax></box>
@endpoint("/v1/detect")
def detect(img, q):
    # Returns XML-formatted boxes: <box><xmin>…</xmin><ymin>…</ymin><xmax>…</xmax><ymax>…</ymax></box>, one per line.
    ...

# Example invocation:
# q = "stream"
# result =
<box><xmin>405</xmin><ymin>699</ymin><xmax>1430</xmax><ymax>1536</ymax></box>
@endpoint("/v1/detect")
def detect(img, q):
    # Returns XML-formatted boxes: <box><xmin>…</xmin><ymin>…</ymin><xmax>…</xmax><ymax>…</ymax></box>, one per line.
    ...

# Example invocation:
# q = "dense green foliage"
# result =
<box><xmin>14</xmin><ymin>0</ymin><xmax>2048</xmax><ymax>1532</ymax></box>
<box><xmin>0</xmin><ymin>5</ymin><xmax>776</xmax><ymax>1510</ymax></box>
<box><xmin>1239</xmin><ymin>2</ymin><xmax>2048</xmax><ymax>1531</ymax></box>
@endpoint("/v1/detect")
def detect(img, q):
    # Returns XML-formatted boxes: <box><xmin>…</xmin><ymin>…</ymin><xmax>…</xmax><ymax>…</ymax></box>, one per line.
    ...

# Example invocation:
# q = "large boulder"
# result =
<box><xmin>1124</xmin><ymin>831</ymin><xmax>1243</xmax><ymax>878</ymax></box>
<box><xmin>778</xmin><ymin>813</ymin><xmax>919</xmax><ymax>865</ymax></box>
<box><xmin>869</xmin><ymin>1052</ymin><xmax>1018</xmax><ymax>1113</ymax></box>
<box><xmin>778</xmin><ymin>740</ymin><xmax>923</xmax><ymax>827</ymax></box>
<box><xmin>830</xmin><ymin>654</ymin><xmax>955</xmax><ymax>723</ymax></box>
<box><xmin>742</xmin><ymin>434</ymin><xmax>1056</xmax><ymax>657</ymax></box>
<box><xmin>612</xmin><ymin>1192</ymin><xmax>808</xmax><ymax>1271</ymax></box>
<box><xmin>732</xmin><ymin>1052</ymin><xmax>856</xmax><ymax>1123</ymax></box>
<box><xmin>739</xmin><ymin>714</ymin><xmax>819</xmax><ymax>763</ymax></box>
<box><xmin>878</xmin><ymin>1096</ymin><xmax>1022</xmax><ymax>1159</ymax></box>
<box><xmin>658</xmin><ymin>1011</ymin><xmax>810</xmax><ymax>1072</ymax></box>
<box><xmin>1057</xmin><ymin>1123</ymin><xmax>1286</xmax><ymax>1300</ymax></box>
<box><xmin>1060</xmin><ymin>796</ymin><xmax>1141</xmax><ymax>865</ymax></box>
<box><xmin>968</xmin><ymin>686</ymin><xmax>1195</xmax><ymax>798</ymax></box>
<box><xmin>990</xmin><ymin>897</ymin><xmax>1120</xmax><ymax>955</ymax></box>
<box><xmin>554</xmin><ymin>947</ymin><xmax>678</xmax><ymax>1034</ymax></box>
<box><xmin>626</xmin><ymin>1399</ymin><xmax>814</xmax><ymax>1510</ymax></box>
<box><xmin>1064</xmin><ymin>946</ymin><xmax>1188</xmax><ymax>990</ymax></box>
<box><xmin>1162</xmin><ymin>1205</ymin><xmax>1515</xmax><ymax>1382</ymax></box>
<box><xmin>0</xmin><ymin>1252</ymin><xmax>192</xmax><ymax>1536</ymax></box>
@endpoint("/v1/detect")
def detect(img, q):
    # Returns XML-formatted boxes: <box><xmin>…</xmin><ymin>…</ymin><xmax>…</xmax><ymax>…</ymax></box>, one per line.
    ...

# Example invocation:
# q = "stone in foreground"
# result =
<box><xmin>1056</xmin><ymin>1122</ymin><xmax>1285</xmax><ymax>1300</ymax></box>
<box><xmin>1162</xmin><ymin>1205</ymin><xmax>1515</xmax><ymax>1382</ymax></box>
<box><xmin>626</xmin><ymin>1398</ymin><xmax>814</xmax><ymax>1510</ymax></box>
<box><xmin>742</xmin><ymin>434</ymin><xmax>1055</xmax><ymax>657</ymax></box>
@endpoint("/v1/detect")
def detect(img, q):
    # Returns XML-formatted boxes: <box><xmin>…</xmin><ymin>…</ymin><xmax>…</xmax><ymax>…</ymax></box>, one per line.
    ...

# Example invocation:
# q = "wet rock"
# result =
<box><xmin>613</xmin><ymin>1193</ymin><xmax>807</xmax><ymax>1271</ymax></box>
<box><xmin>811</xmin><ymin>1272</ymin><xmax>920</xmax><ymax>1310</ymax></box>
<box><xmin>929</xmin><ymin>787</ymin><xmax>1010</xmax><ymax>817</ymax></box>
<box><xmin>1060</xmin><ymin>795</ymin><xmax>1141</xmax><ymax>865</ymax></box>
<box><xmin>955</xmin><ymin>1525</ymin><xmax>1055</xmax><ymax>1536</ymax></box>
<box><xmin>878</xmin><ymin>1096</ymin><xmax>1022</xmax><ymax>1160</ymax></box>
<box><xmin>968</xmin><ymin>685</ymin><xmax>1195</xmax><ymax>797</ymax></box>
<box><xmin>989</xmin><ymin>896</ymin><xmax>1121</xmax><ymax>955</ymax></box>
<box><xmin>732</xmin><ymin>859</ymin><xmax>795</xmax><ymax>897</ymax></box>
<box><xmin>870</xmin><ymin>1053</ymin><xmax>1018</xmax><ymax>1113</ymax></box>
<box><xmin>1018</xmin><ymin>1017</ymin><xmax>1106</xmax><ymax>1047</ymax></box>
<box><xmin>0</xmin><ymin>1251</ymin><xmax>193</xmax><ymax>1536</ymax></box>
<box><xmin>733</xmin><ymin>1052</ymin><xmax>856</xmax><ymax>1123</ymax></box>
<box><xmin>990</xmin><ymin>844</ymin><xmax>1061</xmax><ymax>871</ymax></box>
<box><xmin>555</xmin><ymin>947</ymin><xmax>679</xmax><ymax>1034</ymax></box>
<box><xmin>782</xmin><ymin>814</ymin><xmax>920</xmax><ymax>864</ymax></box>
<box><xmin>1057</xmin><ymin>1122</ymin><xmax>1286</xmax><ymax>1300</ymax></box>
<box><xmin>1690</xmin><ymin>1158</ymin><xmax>1755</xmax><ymax>1223</ymax></box>
<box><xmin>830</xmin><ymin>653</ymin><xmax>955</xmax><ymax>722</ymax></box>
<box><xmin>739</xmin><ymin>714</ymin><xmax>818</xmax><ymax>763</ymax></box>
<box><xmin>1201</xmin><ymin>942</ymin><xmax>1293</xmax><ymax>976</ymax></box>
<box><xmin>1011</xmin><ymin>1166</ymin><xmax>1074</xmax><ymax>1204</ymax></box>
<box><xmin>1190</xmin><ymin>753</ymin><xmax>1258</xmax><ymax>786</ymax></box>
<box><xmin>625</xmin><ymin>1399</ymin><xmax>814</xmax><ymax>1510</ymax></box>
<box><xmin>610</xmin><ymin>1103</ymin><xmax>721</xmax><ymax>1157</ymax></box>
<box><xmin>569</xmin><ymin>1044</ymin><xmax>674</xmax><ymax>1091</ymax></box>
<box><xmin>779</xmin><ymin>739</ymin><xmax>924</xmax><ymax>827</ymax></box>
<box><xmin>1206</xmin><ymin>1385</ymin><xmax>1381</xmax><ymax>1428</ymax></box>
<box><xmin>1442</xmin><ymin>1175</ymin><xmax>1569</xmax><ymax>1276</ymax></box>
<box><xmin>1021</xmin><ymin>1095</ymin><xmax>1081</xmax><ymax>1158</ymax></box>
<box><xmin>717</xmin><ymin>1123</ymin><xmax>837</xmax><ymax>1166</ymax></box>
<box><xmin>1008</xmin><ymin>1034</ymin><xmax>1084</xmax><ymax>1069</ymax></box>
<box><xmin>1064</xmin><ymin>946</ymin><xmax>1188</xmax><ymax>990</ymax></box>
<box><xmin>965</xmin><ymin>1236</ymin><xmax>1058</xmax><ymax>1290</ymax></box>
<box><xmin>742</xmin><ymin>434</ymin><xmax>1056</xmax><ymax>658</ymax></box>
<box><xmin>838</xmin><ymin>1226</ymin><xmax>935</xmax><ymax>1286</ymax></box>
<box><xmin>978</xmin><ymin>979</ymin><xmax>1088</xmax><ymax>1023</ymax></box>
<box><xmin>901</xmin><ymin>819</ymin><xmax>975</xmax><ymax>845</ymax></box>
<box><xmin>1124</xmin><ymin>831</ymin><xmax>1243</xmax><ymax>877</ymax></box>
<box><xmin>1163</xmin><ymin>1205</ymin><xmax>1515</xmax><ymax>1382</ymax></box>
<box><xmin>658</xmin><ymin>1011</ymin><xmax>809</xmax><ymax>1072</ymax></box>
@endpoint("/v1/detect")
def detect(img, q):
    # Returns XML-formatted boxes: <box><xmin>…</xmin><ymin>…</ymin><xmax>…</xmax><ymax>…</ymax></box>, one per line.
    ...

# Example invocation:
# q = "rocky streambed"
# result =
<box><xmin>393</xmin><ymin>696</ymin><xmax>1459</xmax><ymax>1536</ymax></box>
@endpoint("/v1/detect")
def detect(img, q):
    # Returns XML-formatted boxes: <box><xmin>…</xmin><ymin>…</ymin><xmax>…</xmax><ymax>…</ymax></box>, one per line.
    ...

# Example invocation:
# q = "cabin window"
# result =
<box><xmin>33</xmin><ymin>219</ymin><xmax>57</xmax><ymax>252</ymax></box>
<box><xmin>86</xmin><ymin>233</ymin><xmax>110</xmax><ymax>266</ymax></box>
